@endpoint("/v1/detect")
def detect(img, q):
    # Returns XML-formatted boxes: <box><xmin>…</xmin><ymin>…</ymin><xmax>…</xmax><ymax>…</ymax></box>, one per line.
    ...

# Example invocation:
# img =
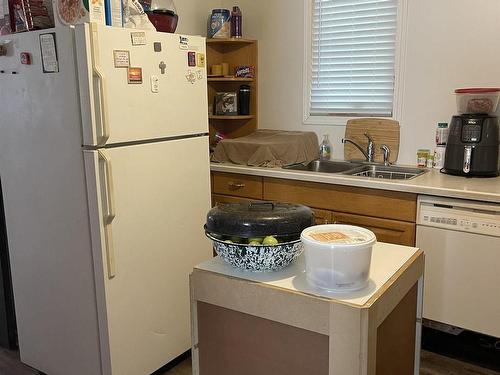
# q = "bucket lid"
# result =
<box><xmin>455</xmin><ymin>88</ymin><xmax>500</xmax><ymax>94</ymax></box>
<box><xmin>205</xmin><ymin>201</ymin><xmax>314</xmax><ymax>238</ymax></box>
<box><xmin>301</xmin><ymin>225</ymin><xmax>376</xmax><ymax>246</ymax></box>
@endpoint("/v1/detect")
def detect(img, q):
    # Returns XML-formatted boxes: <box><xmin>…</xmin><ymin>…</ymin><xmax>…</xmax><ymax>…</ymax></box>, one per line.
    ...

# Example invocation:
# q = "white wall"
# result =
<box><xmin>175</xmin><ymin>0</ymin><xmax>221</xmax><ymax>36</ymax></box>
<box><xmin>228</xmin><ymin>0</ymin><xmax>500</xmax><ymax>164</ymax></box>
<box><xmin>400</xmin><ymin>0</ymin><xmax>500</xmax><ymax>164</ymax></box>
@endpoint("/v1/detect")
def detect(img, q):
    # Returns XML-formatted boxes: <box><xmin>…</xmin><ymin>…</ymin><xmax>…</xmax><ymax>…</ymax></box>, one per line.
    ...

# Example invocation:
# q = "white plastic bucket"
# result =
<box><xmin>301</xmin><ymin>224</ymin><xmax>376</xmax><ymax>292</ymax></box>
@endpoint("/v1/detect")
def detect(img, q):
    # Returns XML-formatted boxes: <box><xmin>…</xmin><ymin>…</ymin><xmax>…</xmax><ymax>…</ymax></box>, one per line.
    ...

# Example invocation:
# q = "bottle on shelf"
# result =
<box><xmin>231</xmin><ymin>6</ymin><xmax>242</xmax><ymax>38</ymax></box>
<box><xmin>238</xmin><ymin>85</ymin><xmax>250</xmax><ymax>115</ymax></box>
<box><xmin>319</xmin><ymin>134</ymin><xmax>332</xmax><ymax>161</ymax></box>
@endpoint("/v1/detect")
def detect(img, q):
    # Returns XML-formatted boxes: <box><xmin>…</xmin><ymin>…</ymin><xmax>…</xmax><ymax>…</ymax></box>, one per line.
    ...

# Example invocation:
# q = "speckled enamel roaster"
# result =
<box><xmin>206</xmin><ymin>233</ymin><xmax>304</xmax><ymax>271</ymax></box>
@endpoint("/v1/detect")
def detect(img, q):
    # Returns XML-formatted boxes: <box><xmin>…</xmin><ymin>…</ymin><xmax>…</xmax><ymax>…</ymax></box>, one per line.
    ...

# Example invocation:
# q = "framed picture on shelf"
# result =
<box><xmin>214</xmin><ymin>92</ymin><xmax>238</xmax><ymax>116</ymax></box>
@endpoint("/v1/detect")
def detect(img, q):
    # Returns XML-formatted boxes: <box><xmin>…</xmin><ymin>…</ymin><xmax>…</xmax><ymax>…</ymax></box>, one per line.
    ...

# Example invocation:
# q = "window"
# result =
<box><xmin>305</xmin><ymin>0</ymin><xmax>402</xmax><ymax>122</ymax></box>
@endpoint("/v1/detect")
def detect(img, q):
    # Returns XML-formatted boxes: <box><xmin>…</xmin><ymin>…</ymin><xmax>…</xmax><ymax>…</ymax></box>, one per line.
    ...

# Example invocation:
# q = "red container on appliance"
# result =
<box><xmin>143</xmin><ymin>0</ymin><xmax>178</xmax><ymax>33</ymax></box>
<box><xmin>455</xmin><ymin>88</ymin><xmax>500</xmax><ymax>114</ymax></box>
<box><xmin>146</xmin><ymin>9</ymin><xmax>178</xmax><ymax>33</ymax></box>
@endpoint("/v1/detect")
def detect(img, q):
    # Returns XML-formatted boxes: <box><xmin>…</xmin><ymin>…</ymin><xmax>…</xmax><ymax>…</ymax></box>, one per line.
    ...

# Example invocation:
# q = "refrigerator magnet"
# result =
<box><xmin>188</xmin><ymin>52</ymin><xmax>196</xmax><ymax>67</ymax></box>
<box><xmin>20</xmin><ymin>52</ymin><xmax>31</xmax><ymax>65</ymax></box>
<box><xmin>113</xmin><ymin>50</ymin><xmax>130</xmax><ymax>68</ymax></box>
<box><xmin>150</xmin><ymin>75</ymin><xmax>159</xmax><ymax>93</ymax></box>
<box><xmin>159</xmin><ymin>61</ymin><xmax>166</xmax><ymax>74</ymax></box>
<box><xmin>179</xmin><ymin>36</ymin><xmax>189</xmax><ymax>50</ymax></box>
<box><xmin>39</xmin><ymin>33</ymin><xmax>59</xmax><ymax>73</ymax></box>
<box><xmin>130</xmin><ymin>32</ymin><xmax>146</xmax><ymax>46</ymax></box>
<box><xmin>197</xmin><ymin>53</ymin><xmax>205</xmax><ymax>68</ymax></box>
<box><xmin>185</xmin><ymin>70</ymin><xmax>196</xmax><ymax>84</ymax></box>
<box><xmin>128</xmin><ymin>67</ymin><xmax>143</xmax><ymax>84</ymax></box>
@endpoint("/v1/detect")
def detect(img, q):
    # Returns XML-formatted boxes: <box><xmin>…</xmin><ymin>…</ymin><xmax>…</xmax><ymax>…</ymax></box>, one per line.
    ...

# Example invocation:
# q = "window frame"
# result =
<box><xmin>302</xmin><ymin>0</ymin><xmax>408</xmax><ymax>126</ymax></box>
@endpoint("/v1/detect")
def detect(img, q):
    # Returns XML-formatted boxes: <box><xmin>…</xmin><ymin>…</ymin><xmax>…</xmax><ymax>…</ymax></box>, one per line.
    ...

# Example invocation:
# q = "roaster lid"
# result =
<box><xmin>205</xmin><ymin>201</ymin><xmax>315</xmax><ymax>238</ymax></box>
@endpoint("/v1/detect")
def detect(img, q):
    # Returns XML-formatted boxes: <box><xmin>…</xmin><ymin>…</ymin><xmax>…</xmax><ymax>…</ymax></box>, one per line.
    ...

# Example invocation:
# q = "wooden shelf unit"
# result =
<box><xmin>206</xmin><ymin>38</ymin><xmax>258</xmax><ymax>139</ymax></box>
<box><xmin>207</xmin><ymin>77</ymin><xmax>254</xmax><ymax>82</ymax></box>
<box><xmin>209</xmin><ymin>115</ymin><xmax>255</xmax><ymax>120</ymax></box>
<box><xmin>206</xmin><ymin>38</ymin><xmax>255</xmax><ymax>45</ymax></box>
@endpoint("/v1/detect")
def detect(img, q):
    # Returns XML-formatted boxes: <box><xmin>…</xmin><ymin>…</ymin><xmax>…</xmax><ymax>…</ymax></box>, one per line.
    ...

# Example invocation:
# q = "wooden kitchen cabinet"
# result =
<box><xmin>211</xmin><ymin>193</ymin><xmax>254</xmax><ymax>207</ymax></box>
<box><xmin>210</xmin><ymin>172</ymin><xmax>418</xmax><ymax>246</ymax></box>
<box><xmin>331</xmin><ymin>212</ymin><xmax>415</xmax><ymax>246</ymax></box>
<box><xmin>312</xmin><ymin>208</ymin><xmax>333</xmax><ymax>225</ymax></box>
<box><xmin>212</xmin><ymin>172</ymin><xmax>263</xmax><ymax>199</ymax></box>
<box><xmin>263</xmin><ymin>177</ymin><xmax>416</xmax><ymax>222</ymax></box>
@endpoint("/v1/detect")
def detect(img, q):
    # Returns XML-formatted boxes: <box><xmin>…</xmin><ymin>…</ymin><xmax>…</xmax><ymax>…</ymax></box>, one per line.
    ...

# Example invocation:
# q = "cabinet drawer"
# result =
<box><xmin>312</xmin><ymin>208</ymin><xmax>333</xmax><ymax>225</ymax></box>
<box><xmin>332</xmin><ymin>212</ymin><xmax>416</xmax><ymax>246</ymax></box>
<box><xmin>263</xmin><ymin>178</ymin><xmax>417</xmax><ymax>222</ymax></box>
<box><xmin>211</xmin><ymin>194</ymin><xmax>256</xmax><ymax>207</ymax></box>
<box><xmin>212</xmin><ymin>173</ymin><xmax>263</xmax><ymax>199</ymax></box>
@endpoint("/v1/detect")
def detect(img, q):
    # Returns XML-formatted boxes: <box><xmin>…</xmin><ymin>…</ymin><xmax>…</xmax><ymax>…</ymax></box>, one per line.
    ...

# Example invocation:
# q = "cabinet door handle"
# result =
<box><xmin>228</xmin><ymin>181</ymin><xmax>245</xmax><ymax>189</ymax></box>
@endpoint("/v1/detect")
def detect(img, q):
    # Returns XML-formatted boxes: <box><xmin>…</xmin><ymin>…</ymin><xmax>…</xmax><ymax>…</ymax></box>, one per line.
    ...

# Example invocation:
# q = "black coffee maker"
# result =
<box><xmin>443</xmin><ymin>114</ymin><xmax>500</xmax><ymax>177</ymax></box>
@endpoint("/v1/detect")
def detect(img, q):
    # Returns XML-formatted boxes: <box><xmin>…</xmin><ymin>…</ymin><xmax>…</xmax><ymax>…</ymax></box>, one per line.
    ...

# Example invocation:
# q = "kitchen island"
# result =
<box><xmin>190</xmin><ymin>243</ymin><xmax>424</xmax><ymax>375</ymax></box>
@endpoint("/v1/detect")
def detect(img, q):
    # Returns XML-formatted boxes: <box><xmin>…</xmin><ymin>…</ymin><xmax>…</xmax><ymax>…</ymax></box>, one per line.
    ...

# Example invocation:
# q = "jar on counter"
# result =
<box><xmin>417</xmin><ymin>149</ymin><xmax>430</xmax><ymax>167</ymax></box>
<box><xmin>433</xmin><ymin>145</ymin><xmax>446</xmax><ymax>169</ymax></box>
<box><xmin>426</xmin><ymin>154</ymin><xmax>434</xmax><ymax>168</ymax></box>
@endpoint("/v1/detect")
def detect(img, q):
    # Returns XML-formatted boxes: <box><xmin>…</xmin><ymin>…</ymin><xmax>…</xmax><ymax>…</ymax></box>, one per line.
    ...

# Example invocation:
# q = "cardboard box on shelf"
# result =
<box><xmin>0</xmin><ymin>0</ymin><xmax>11</xmax><ymax>34</ymax></box>
<box><xmin>52</xmin><ymin>0</ymin><xmax>105</xmax><ymax>26</ymax></box>
<box><xmin>8</xmin><ymin>0</ymin><xmax>54</xmax><ymax>33</ymax></box>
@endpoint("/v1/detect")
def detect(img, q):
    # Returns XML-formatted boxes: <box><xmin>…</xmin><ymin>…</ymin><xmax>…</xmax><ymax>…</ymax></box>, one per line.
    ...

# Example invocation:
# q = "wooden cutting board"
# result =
<box><xmin>344</xmin><ymin>118</ymin><xmax>400</xmax><ymax>163</ymax></box>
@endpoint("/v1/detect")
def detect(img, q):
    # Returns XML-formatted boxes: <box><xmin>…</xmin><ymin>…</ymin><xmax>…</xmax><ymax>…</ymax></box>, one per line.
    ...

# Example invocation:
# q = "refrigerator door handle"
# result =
<box><xmin>90</xmin><ymin>23</ymin><xmax>110</xmax><ymax>146</ymax></box>
<box><xmin>98</xmin><ymin>150</ymin><xmax>116</xmax><ymax>278</ymax></box>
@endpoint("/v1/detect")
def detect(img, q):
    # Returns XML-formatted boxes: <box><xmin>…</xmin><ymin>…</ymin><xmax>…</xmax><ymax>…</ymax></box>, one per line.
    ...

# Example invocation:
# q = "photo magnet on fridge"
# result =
<box><xmin>127</xmin><ymin>67</ymin><xmax>143</xmax><ymax>84</ymax></box>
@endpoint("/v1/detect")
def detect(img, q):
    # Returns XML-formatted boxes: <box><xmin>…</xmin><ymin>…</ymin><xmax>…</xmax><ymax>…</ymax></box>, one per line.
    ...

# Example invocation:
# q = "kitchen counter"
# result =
<box><xmin>190</xmin><ymin>243</ymin><xmax>424</xmax><ymax>375</ymax></box>
<box><xmin>211</xmin><ymin>162</ymin><xmax>500</xmax><ymax>203</ymax></box>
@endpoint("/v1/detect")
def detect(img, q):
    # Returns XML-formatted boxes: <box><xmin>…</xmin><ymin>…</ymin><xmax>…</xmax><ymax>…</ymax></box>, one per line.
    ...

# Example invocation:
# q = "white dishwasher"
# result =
<box><xmin>416</xmin><ymin>195</ymin><xmax>500</xmax><ymax>338</ymax></box>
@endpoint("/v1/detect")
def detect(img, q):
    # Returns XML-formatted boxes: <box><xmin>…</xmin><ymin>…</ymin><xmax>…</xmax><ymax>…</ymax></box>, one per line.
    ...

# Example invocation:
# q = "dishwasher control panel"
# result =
<box><xmin>417</xmin><ymin>196</ymin><xmax>500</xmax><ymax>237</ymax></box>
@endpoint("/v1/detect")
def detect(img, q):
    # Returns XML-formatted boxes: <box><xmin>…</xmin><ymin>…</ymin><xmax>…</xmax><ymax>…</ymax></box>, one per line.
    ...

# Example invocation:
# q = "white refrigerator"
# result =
<box><xmin>0</xmin><ymin>24</ymin><xmax>212</xmax><ymax>375</ymax></box>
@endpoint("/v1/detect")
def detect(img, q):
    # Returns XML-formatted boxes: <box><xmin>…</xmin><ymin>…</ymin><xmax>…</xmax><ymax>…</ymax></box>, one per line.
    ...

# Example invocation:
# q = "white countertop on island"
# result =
<box><xmin>195</xmin><ymin>242</ymin><xmax>421</xmax><ymax>307</ymax></box>
<box><xmin>211</xmin><ymin>162</ymin><xmax>500</xmax><ymax>203</ymax></box>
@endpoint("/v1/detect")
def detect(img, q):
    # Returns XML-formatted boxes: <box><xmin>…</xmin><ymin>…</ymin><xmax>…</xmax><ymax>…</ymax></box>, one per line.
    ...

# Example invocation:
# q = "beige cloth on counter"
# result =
<box><xmin>211</xmin><ymin>129</ymin><xmax>319</xmax><ymax>167</ymax></box>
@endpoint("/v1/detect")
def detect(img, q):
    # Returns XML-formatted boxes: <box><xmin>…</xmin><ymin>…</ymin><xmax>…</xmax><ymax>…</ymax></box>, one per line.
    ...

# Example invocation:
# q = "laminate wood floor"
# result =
<box><xmin>0</xmin><ymin>348</ymin><xmax>497</xmax><ymax>375</ymax></box>
<box><xmin>420</xmin><ymin>351</ymin><xmax>500</xmax><ymax>375</ymax></box>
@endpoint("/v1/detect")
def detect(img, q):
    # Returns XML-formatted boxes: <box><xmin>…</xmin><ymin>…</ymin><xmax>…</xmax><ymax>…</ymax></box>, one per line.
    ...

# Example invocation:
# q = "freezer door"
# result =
<box><xmin>84</xmin><ymin>136</ymin><xmax>212</xmax><ymax>375</ymax></box>
<box><xmin>76</xmin><ymin>24</ymin><xmax>209</xmax><ymax>147</ymax></box>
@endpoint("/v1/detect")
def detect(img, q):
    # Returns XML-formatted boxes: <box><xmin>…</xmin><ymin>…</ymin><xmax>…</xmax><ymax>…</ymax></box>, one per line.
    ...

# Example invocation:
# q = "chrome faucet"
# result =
<box><xmin>380</xmin><ymin>144</ymin><xmax>391</xmax><ymax>166</ymax></box>
<box><xmin>342</xmin><ymin>133</ymin><xmax>375</xmax><ymax>162</ymax></box>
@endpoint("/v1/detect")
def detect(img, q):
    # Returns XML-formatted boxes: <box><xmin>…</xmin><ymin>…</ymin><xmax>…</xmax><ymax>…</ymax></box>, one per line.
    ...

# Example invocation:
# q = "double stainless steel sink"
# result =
<box><xmin>283</xmin><ymin>160</ymin><xmax>426</xmax><ymax>180</ymax></box>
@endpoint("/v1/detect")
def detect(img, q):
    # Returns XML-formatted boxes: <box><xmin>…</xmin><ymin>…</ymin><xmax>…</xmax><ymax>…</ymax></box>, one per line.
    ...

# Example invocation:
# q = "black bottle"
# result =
<box><xmin>238</xmin><ymin>85</ymin><xmax>251</xmax><ymax>115</ymax></box>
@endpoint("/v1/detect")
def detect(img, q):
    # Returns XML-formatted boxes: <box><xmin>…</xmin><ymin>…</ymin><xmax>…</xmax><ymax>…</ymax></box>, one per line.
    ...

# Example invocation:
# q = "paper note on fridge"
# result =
<box><xmin>39</xmin><ymin>33</ymin><xmax>59</xmax><ymax>73</ymax></box>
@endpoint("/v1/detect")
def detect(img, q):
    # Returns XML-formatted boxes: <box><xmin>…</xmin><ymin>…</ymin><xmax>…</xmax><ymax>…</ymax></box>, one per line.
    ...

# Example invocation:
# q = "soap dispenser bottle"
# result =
<box><xmin>319</xmin><ymin>134</ymin><xmax>332</xmax><ymax>161</ymax></box>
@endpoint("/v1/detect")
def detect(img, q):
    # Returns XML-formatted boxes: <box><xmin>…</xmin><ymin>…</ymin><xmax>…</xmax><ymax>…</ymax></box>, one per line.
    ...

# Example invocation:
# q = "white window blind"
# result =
<box><xmin>310</xmin><ymin>0</ymin><xmax>398</xmax><ymax>117</ymax></box>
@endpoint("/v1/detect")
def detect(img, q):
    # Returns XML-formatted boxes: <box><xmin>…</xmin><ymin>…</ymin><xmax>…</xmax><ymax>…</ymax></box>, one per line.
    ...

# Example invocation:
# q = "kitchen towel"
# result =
<box><xmin>211</xmin><ymin>129</ymin><xmax>319</xmax><ymax>167</ymax></box>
